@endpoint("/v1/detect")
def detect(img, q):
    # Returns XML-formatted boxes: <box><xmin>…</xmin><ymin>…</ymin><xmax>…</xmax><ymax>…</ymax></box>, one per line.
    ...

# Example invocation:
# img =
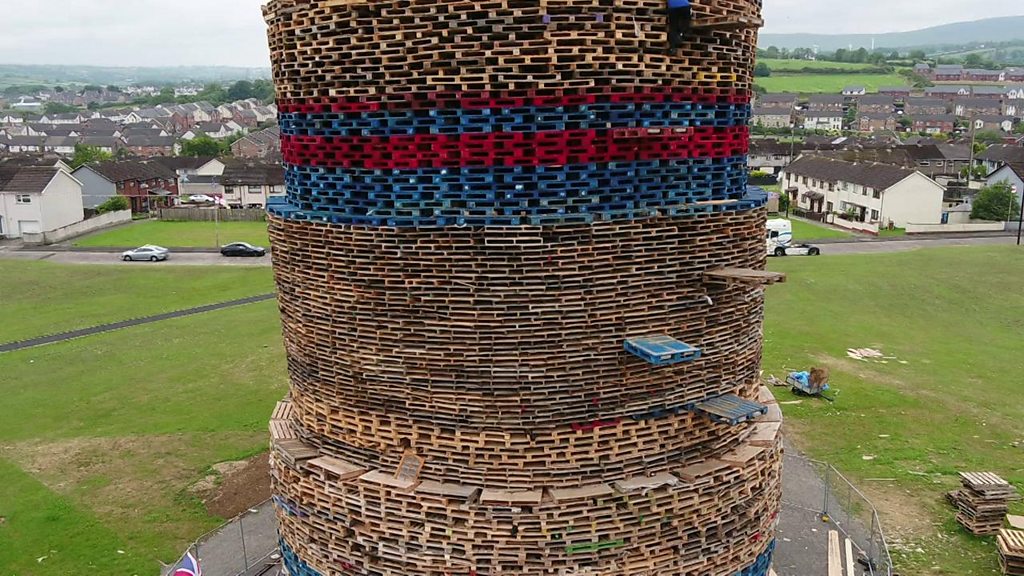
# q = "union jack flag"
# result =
<box><xmin>173</xmin><ymin>552</ymin><xmax>202</xmax><ymax>576</ymax></box>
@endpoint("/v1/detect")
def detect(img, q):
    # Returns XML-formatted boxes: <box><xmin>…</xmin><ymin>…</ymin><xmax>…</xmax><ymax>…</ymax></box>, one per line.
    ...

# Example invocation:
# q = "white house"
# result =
<box><xmin>781</xmin><ymin>155</ymin><xmax>946</xmax><ymax>229</ymax></box>
<box><xmin>0</xmin><ymin>166</ymin><xmax>85</xmax><ymax>238</ymax></box>
<box><xmin>802</xmin><ymin>112</ymin><xmax>844</xmax><ymax>132</ymax></box>
<box><xmin>0</xmin><ymin>114</ymin><xmax>25</xmax><ymax>125</ymax></box>
<box><xmin>987</xmin><ymin>163</ymin><xmax>1024</xmax><ymax>207</ymax></box>
<box><xmin>10</xmin><ymin>97</ymin><xmax>43</xmax><ymax>111</ymax></box>
<box><xmin>842</xmin><ymin>86</ymin><xmax>867</xmax><ymax>96</ymax></box>
<box><xmin>181</xmin><ymin>121</ymin><xmax>245</xmax><ymax>141</ymax></box>
<box><xmin>220</xmin><ymin>160</ymin><xmax>285</xmax><ymax>209</ymax></box>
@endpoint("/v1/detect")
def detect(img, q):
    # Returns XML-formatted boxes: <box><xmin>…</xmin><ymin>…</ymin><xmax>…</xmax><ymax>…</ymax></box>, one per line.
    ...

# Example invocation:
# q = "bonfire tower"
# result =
<box><xmin>263</xmin><ymin>1</ymin><xmax>784</xmax><ymax>574</ymax></box>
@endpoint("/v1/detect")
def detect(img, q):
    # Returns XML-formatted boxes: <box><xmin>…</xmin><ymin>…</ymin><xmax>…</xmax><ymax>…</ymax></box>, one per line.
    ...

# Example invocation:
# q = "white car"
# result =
<box><xmin>772</xmin><ymin>244</ymin><xmax>822</xmax><ymax>257</ymax></box>
<box><xmin>187</xmin><ymin>194</ymin><xmax>216</xmax><ymax>204</ymax></box>
<box><xmin>122</xmin><ymin>245</ymin><xmax>170</xmax><ymax>262</ymax></box>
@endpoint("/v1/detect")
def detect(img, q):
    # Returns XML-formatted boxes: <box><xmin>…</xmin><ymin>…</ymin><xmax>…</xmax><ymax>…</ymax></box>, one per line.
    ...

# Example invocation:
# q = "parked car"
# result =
<box><xmin>220</xmin><ymin>242</ymin><xmax>267</xmax><ymax>258</ymax></box>
<box><xmin>122</xmin><ymin>245</ymin><xmax>170</xmax><ymax>262</ymax></box>
<box><xmin>772</xmin><ymin>244</ymin><xmax>822</xmax><ymax>257</ymax></box>
<box><xmin>187</xmin><ymin>194</ymin><xmax>216</xmax><ymax>204</ymax></box>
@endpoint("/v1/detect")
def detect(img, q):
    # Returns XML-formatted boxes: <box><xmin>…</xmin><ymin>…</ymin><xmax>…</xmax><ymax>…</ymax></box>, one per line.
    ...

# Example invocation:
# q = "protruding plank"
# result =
<box><xmin>550</xmin><ymin>484</ymin><xmax>615</xmax><ymax>502</ymax></box>
<box><xmin>845</xmin><ymin>538</ymin><xmax>855</xmax><ymax>576</ymax></box>
<box><xmin>613</xmin><ymin>473</ymin><xmax>681</xmax><ymax>493</ymax></box>
<box><xmin>704</xmin><ymin>268</ymin><xmax>786</xmax><ymax>286</ymax></box>
<box><xmin>480</xmin><ymin>489</ymin><xmax>543</xmax><ymax>505</ymax></box>
<box><xmin>307</xmin><ymin>456</ymin><xmax>366</xmax><ymax>481</ymax></box>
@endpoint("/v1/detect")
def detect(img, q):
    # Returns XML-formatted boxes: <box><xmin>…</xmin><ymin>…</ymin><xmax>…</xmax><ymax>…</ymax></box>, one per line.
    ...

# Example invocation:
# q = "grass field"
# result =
<box><xmin>758</xmin><ymin>59</ymin><xmax>882</xmax><ymax>72</ymax></box>
<box><xmin>765</xmin><ymin>246</ymin><xmax>1024</xmax><ymax>574</ymax></box>
<box><xmin>785</xmin><ymin>218</ymin><xmax>854</xmax><ymax>241</ymax></box>
<box><xmin>756</xmin><ymin>73</ymin><xmax>911</xmax><ymax>94</ymax></box>
<box><xmin>0</xmin><ymin>300</ymin><xmax>286</xmax><ymax>575</ymax></box>
<box><xmin>0</xmin><ymin>260</ymin><xmax>274</xmax><ymax>344</ymax></box>
<box><xmin>74</xmin><ymin>221</ymin><xmax>271</xmax><ymax>249</ymax></box>
<box><xmin>2</xmin><ymin>246</ymin><xmax>1022</xmax><ymax>575</ymax></box>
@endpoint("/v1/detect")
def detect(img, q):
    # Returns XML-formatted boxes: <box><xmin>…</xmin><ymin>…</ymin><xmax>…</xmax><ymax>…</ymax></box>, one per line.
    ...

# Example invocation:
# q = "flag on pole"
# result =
<box><xmin>173</xmin><ymin>552</ymin><xmax>202</xmax><ymax>576</ymax></box>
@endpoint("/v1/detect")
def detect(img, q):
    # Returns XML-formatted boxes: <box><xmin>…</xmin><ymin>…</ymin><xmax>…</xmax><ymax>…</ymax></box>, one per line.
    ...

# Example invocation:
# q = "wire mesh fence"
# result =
<box><xmin>782</xmin><ymin>453</ymin><xmax>895</xmax><ymax>576</ymax></box>
<box><xmin>164</xmin><ymin>499</ymin><xmax>280</xmax><ymax>576</ymax></box>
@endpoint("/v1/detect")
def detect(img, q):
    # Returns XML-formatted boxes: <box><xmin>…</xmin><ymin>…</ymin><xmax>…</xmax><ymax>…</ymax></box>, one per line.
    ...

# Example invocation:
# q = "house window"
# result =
<box><xmin>841</xmin><ymin>182</ymin><xmax>849</xmax><ymax>191</ymax></box>
<box><xmin>248</xmin><ymin>186</ymin><xmax>262</xmax><ymax>195</ymax></box>
<box><xmin>802</xmin><ymin>176</ymin><xmax>808</xmax><ymax>185</ymax></box>
<box><xmin>873</xmin><ymin>189</ymin><xmax>881</xmax><ymax>199</ymax></box>
<box><xmin>16</xmin><ymin>194</ymin><xmax>32</xmax><ymax>204</ymax></box>
<box><xmin>828</xmin><ymin>183</ymin><xmax>835</xmax><ymax>192</ymax></box>
<box><xmin>871</xmin><ymin>210</ymin><xmax>880</xmax><ymax>220</ymax></box>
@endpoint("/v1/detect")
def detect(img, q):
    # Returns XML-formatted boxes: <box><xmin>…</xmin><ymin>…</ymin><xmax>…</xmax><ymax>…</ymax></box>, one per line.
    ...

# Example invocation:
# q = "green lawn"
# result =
<box><xmin>765</xmin><ymin>246</ymin><xmax>1024</xmax><ymax>575</ymax></box>
<box><xmin>0</xmin><ymin>260</ymin><xmax>274</xmax><ymax>344</ymax></box>
<box><xmin>0</xmin><ymin>301</ymin><xmax>287</xmax><ymax>575</ymax></box>
<box><xmin>757</xmin><ymin>73</ymin><xmax>911</xmax><ymax>94</ymax></box>
<box><xmin>758</xmin><ymin>59</ymin><xmax>882</xmax><ymax>72</ymax></box>
<box><xmin>74</xmin><ymin>220</ymin><xmax>270</xmax><ymax>249</ymax></box>
<box><xmin>785</xmin><ymin>218</ymin><xmax>854</xmax><ymax>241</ymax></box>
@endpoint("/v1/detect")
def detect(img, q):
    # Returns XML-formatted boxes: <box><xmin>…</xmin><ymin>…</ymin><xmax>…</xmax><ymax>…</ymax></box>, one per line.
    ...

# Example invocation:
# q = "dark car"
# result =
<box><xmin>220</xmin><ymin>242</ymin><xmax>267</xmax><ymax>257</ymax></box>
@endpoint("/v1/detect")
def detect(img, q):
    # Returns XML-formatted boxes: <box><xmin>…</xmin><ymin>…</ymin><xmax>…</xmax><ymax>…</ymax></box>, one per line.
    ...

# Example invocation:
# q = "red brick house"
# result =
<box><xmin>73</xmin><ymin>160</ymin><xmax>179</xmax><ymax>213</ymax></box>
<box><xmin>231</xmin><ymin>126</ymin><xmax>281</xmax><ymax>160</ymax></box>
<box><xmin>911</xmin><ymin>115</ymin><xmax>956</xmax><ymax>135</ymax></box>
<box><xmin>857</xmin><ymin>113</ymin><xmax>897</xmax><ymax>133</ymax></box>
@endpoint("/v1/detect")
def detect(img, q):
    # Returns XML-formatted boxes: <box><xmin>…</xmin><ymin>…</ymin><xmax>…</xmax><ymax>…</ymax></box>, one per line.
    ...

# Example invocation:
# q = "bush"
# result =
<box><xmin>972</xmin><ymin>183</ymin><xmax>1021</xmax><ymax>221</ymax></box>
<box><xmin>95</xmin><ymin>196</ymin><xmax>130</xmax><ymax>214</ymax></box>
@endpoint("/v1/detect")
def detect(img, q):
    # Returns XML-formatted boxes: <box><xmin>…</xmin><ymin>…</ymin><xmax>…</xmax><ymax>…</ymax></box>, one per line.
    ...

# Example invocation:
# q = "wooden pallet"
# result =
<box><xmin>953</xmin><ymin>472</ymin><xmax>1018</xmax><ymax>535</ymax></box>
<box><xmin>998</xmin><ymin>529</ymin><xmax>1024</xmax><ymax>576</ymax></box>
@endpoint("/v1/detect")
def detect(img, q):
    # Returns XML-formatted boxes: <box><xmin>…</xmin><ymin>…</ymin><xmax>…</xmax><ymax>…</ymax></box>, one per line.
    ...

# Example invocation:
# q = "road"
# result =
<box><xmin>1</xmin><ymin>235</ymin><xmax>1017</xmax><ymax>266</ymax></box>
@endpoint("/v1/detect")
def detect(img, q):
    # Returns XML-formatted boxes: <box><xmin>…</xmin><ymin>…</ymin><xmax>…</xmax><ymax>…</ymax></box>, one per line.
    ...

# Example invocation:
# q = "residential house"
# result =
<box><xmin>0</xmin><ymin>114</ymin><xmax>24</xmax><ymax>125</ymax></box>
<box><xmin>253</xmin><ymin>105</ymin><xmax>278</xmax><ymax>123</ymax></box>
<box><xmin>986</xmin><ymin>162</ymin><xmax>1024</xmax><ymax>207</ymax></box>
<box><xmin>933</xmin><ymin>64</ymin><xmax>964</xmax><ymax>82</ymax></box>
<box><xmin>72</xmin><ymin>160</ymin><xmax>179</xmax><ymax>212</ymax></box>
<box><xmin>805</xmin><ymin>94</ymin><xmax>846</xmax><ymax>112</ymax></box>
<box><xmin>914</xmin><ymin>63</ymin><xmax>932</xmax><ymax>77</ymax></box>
<box><xmin>911</xmin><ymin>114</ymin><xmax>956</xmax><ymax>134</ymax></box>
<box><xmin>230</xmin><ymin>126</ymin><xmax>281</xmax><ymax>160</ymax></box>
<box><xmin>1003</xmin><ymin>100</ymin><xmax>1020</xmax><ymax>119</ymax></box>
<box><xmin>977</xmin><ymin>144</ymin><xmax>1024</xmax><ymax>174</ymax></box>
<box><xmin>953</xmin><ymin>98</ymin><xmax>1003</xmax><ymax>118</ymax></box>
<box><xmin>0</xmin><ymin>165</ymin><xmax>84</xmax><ymax>238</ymax></box>
<box><xmin>781</xmin><ymin>155</ymin><xmax>945</xmax><ymax>228</ymax></box>
<box><xmin>841</xmin><ymin>86</ymin><xmax>866</xmax><ymax>96</ymax></box>
<box><xmin>0</xmin><ymin>135</ymin><xmax>45</xmax><ymax>154</ymax></box>
<box><xmin>924</xmin><ymin>85</ymin><xmax>971</xmax><ymax>99</ymax></box>
<box><xmin>855</xmin><ymin>94</ymin><xmax>895</xmax><ymax>114</ymax></box>
<box><xmin>122</xmin><ymin>135</ymin><xmax>178</xmax><ymax>156</ymax></box>
<box><xmin>856</xmin><ymin>113</ymin><xmax>897</xmax><ymax>133</ymax></box>
<box><xmin>973</xmin><ymin>86</ymin><xmax>1008</xmax><ymax>98</ymax></box>
<box><xmin>903</xmin><ymin>97</ymin><xmax>948</xmax><ymax>116</ymax></box>
<box><xmin>756</xmin><ymin>93</ymin><xmax>799</xmax><ymax>108</ymax></box>
<box><xmin>1006</xmin><ymin>69</ymin><xmax>1024</xmax><ymax>83</ymax></box>
<box><xmin>902</xmin><ymin>144</ymin><xmax>972</xmax><ymax>178</ymax></box>
<box><xmin>1005</xmin><ymin>85</ymin><xmax>1024</xmax><ymax>102</ymax></box>
<box><xmin>963</xmin><ymin>68</ymin><xmax>1005</xmax><ymax>82</ymax></box>
<box><xmin>40</xmin><ymin>112</ymin><xmax>85</xmax><ymax>125</ymax></box>
<box><xmin>972</xmin><ymin>115</ymin><xmax>1015</xmax><ymax>133</ymax></box>
<box><xmin>220</xmin><ymin>160</ymin><xmax>285</xmax><ymax>208</ymax></box>
<box><xmin>752</xmin><ymin>106</ymin><xmax>793</xmax><ymax>129</ymax></box>
<box><xmin>150</xmin><ymin>156</ymin><xmax>226</xmax><ymax>199</ymax></box>
<box><xmin>10</xmin><ymin>97</ymin><xmax>43</xmax><ymax>111</ymax></box>
<box><xmin>181</xmin><ymin>122</ymin><xmax>244</xmax><ymax>141</ymax></box>
<box><xmin>79</xmin><ymin>136</ymin><xmax>123</xmax><ymax>155</ymax></box>
<box><xmin>802</xmin><ymin>112</ymin><xmax>844</xmax><ymax>132</ymax></box>
<box><xmin>216</xmin><ymin>104</ymin><xmax>236</xmax><ymax>121</ymax></box>
<box><xmin>747</xmin><ymin>139</ymin><xmax>797</xmax><ymax>173</ymax></box>
<box><xmin>43</xmin><ymin>136</ymin><xmax>78</xmax><ymax>156</ymax></box>
<box><xmin>878</xmin><ymin>86</ymin><xmax>912</xmax><ymax>99</ymax></box>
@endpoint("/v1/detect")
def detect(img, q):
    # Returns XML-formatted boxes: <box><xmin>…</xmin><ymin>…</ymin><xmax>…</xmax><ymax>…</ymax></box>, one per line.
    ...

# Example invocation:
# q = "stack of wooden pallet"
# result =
<box><xmin>950</xmin><ymin>472</ymin><xmax>1019</xmax><ymax>535</ymax></box>
<box><xmin>998</xmin><ymin>529</ymin><xmax>1024</xmax><ymax>576</ymax></box>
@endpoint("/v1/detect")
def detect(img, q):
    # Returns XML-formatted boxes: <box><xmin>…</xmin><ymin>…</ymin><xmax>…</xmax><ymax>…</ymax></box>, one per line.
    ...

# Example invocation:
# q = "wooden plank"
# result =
<box><xmin>845</xmin><ymin>537</ymin><xmax>855</xmax><ymax>576</ymax></box>
<box><xmin>828</xmin><ymin>530</ymin><xmax>843</xmax><ymax>576</ymax></box>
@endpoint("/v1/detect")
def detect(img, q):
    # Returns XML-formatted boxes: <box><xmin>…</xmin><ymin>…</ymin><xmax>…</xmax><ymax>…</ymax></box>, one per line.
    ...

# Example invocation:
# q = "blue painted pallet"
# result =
<box><xmin>279</xmin><ymin>102</ymin><xmax>751</xmax><ymax>137</ymax></box>
<box><xmin>691</xmin><ymin>393</ymin><xmax>768</xmax><ymax>426</ymax></box>
<box><xmin>624</xmin><ymin>336</ymin><xmax>702</xmax><ymax>366</ymax></box>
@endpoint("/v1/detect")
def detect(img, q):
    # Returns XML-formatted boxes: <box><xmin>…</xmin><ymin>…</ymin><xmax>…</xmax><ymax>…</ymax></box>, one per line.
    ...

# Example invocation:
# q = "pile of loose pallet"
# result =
<box><xmin>949</xmin><ymin>472</ymin><xmax>1018</xmax><ymax>536</ymax></box>
<box><xmin>261</xmin><ymin>0</ymin><xmax>780</xmax><ymax>574</ymax></box>
<box><xmin>999</xmin><ymin>529</ymin><xmax>1024</xmax><ymax>576</ymax></box>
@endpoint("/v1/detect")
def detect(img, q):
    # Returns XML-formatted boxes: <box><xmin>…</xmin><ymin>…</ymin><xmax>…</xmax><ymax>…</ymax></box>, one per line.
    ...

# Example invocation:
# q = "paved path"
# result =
<box><xmin>3</xmin><ymin>235</ymin><xmax>1017</xmax><ymax>267</ymax></box>
<box><xmin>821</xmin><ymin>235</ymin><xmax>1016</xmax><ymax>255</ymax></box>
<box><xmin>1</xmin><ymin>249</ymin><xmax>272</xmax><ymax>267</ymax></box>
<box><xmin>191</xmin><ymin>445</ymin><xmax>880</xmax><ymax>576</ymax></box>
<box><xmin>0</xmin><ymin>294</ymin><xmax>276</xmax><ymax>353</ymax></box>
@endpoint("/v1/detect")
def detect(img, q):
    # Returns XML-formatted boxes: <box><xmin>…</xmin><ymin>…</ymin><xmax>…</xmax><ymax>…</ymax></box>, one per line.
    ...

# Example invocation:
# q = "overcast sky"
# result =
<box><xmin>0</xmin><ymin>0</ymin><xmax>1022</xmax><ymax>68</ymax></box>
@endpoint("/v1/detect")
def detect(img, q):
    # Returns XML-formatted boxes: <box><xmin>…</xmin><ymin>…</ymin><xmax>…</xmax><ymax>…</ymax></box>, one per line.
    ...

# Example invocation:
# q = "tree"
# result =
<box><xmin>70</xmin><ymin>144</ymin><xmax>114</xmax><ymax>169</ymax></box>
<box><xmin>963</xmin><ymin>53</ymin><xmax>986</xmax><ymax>68</ymax></box>
<box><xmin>974</xmin><ymin>130</ymin><xmax>1006</xmax><ymax>144</ymax></box>
<box><xmin>96</xmin><ymin>196</ymin><xmax>130</xmax><ymax>214</ymax></box>
<box><xmin>971</xmin><ymin>182</ymin><xmax>1021</xmax><ymax>221</ymax></box>
<box><xmin>908</xmin><ymin>50</ymin><xmax>927</xmax><ymax>62</ymax></box>
<box><xmin>753</xmin><ymin>63</ymin><xmax>771</xmax><ymax>77</ymax></box>
<box><xmin>43</xmin><ymin>102</ymin><xmax>79</xmax><ymax>115</ymax></box>
<box><xmin>107</xmin><ymin>85</ymin><xmax>121</xmax><ymax>93</ymax></box>
<box><xmin>54</xmin><ymin>86</ymin><xmax>65</xmax><ymax>93</ymax></box>
<box><xmin>228</xmin><ymin>80</ymin><xmax>255</xmax><ymax>101</ymax></box>
<box><xmin>181</xmin><ymin>136</ymin><xmax>224</xmax><ymax>157</ymax></box>
<box><xmin>764</xmin><ymin>46</ymin><xmax>781</xmax><ymax>59</ymax></box>
<box><xmin>959</xmin><ymin>165</ymin><xmax>989</xmax><ymax>180</ymax></box>
<box><xmin>83</xmin><ymin>84</ymin><xmax>104</xmax><ymax>93</ymax></box>
<box><xmin>252</xmin><ymin>79</ymin><xmax>276</xmax><ymax>102</ymax></box>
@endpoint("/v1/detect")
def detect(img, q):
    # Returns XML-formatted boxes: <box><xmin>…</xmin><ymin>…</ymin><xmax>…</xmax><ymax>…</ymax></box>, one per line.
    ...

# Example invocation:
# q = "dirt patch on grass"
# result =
<box><xmin>196</xmin><ymin>453</ymin><xmax>272</xmax><ymax>519</ymax></box>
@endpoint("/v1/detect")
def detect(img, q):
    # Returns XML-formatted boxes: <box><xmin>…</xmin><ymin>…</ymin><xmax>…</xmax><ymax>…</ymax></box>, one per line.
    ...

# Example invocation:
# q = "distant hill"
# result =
<box><xmin>0</xmin><ymin>64</ymin><xmax>271</xmax><ymax>88</ymax></box>
<box><xmin>760</xmin><ymin>16</ymin><xmax>1024</xmax><ymax>51</ymax></box>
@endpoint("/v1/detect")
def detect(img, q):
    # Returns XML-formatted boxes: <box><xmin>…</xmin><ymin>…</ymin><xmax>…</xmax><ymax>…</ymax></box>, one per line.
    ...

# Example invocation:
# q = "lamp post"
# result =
<box><xmin>1014</xmin><ymin>185</ymin><xmax>1022</xmax><ymax>246</ymax></box>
